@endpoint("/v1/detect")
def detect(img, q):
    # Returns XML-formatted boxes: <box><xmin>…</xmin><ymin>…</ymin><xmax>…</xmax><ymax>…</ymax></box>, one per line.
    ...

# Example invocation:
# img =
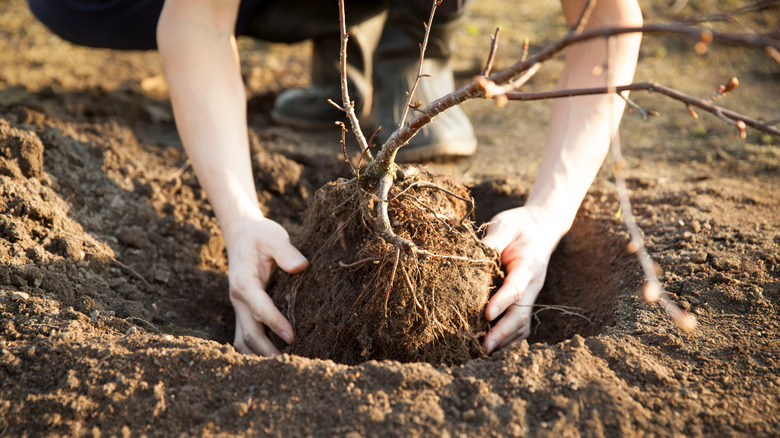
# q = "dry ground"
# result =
<box><xmin>1</xmin><ymin>0</ymin><xmax>779</xmax><ymax>436</ymax></box>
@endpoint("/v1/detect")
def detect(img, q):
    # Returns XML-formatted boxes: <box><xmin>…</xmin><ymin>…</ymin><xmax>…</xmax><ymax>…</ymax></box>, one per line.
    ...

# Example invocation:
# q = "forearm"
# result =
<box><xmin>157</xmin><ymin>0</ymin><xmax>259</xmax><ymax>244</ymax></box>
<box><xmin>526</xmin><ymin>0</ymin><xmax>643</xmax><ymax>236</ymax></box>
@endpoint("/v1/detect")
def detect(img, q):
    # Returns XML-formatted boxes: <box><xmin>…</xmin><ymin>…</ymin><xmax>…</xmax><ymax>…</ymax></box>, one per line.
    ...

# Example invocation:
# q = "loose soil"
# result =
<box><xmin>1</xmin><ymin>1</ymin><xmax>779</xmax><ymax>436</ymax></box>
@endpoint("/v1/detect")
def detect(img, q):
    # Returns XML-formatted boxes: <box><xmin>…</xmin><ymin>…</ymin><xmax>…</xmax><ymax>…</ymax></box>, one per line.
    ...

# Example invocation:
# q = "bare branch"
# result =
<box><xmin>337</xmin><ymin>0</ymin><xmax>372</xmax><ymax>159</ymax></box>
<box><xmin>504</xmin><ymin>81</ymin><xmax>780</xmax><ymax>137</ymax></box>
<box><xmin>398</xmin><ymin>0</ymin><xmax>440</xmax><ymax>130</ymax></box>
<box><xmin>675</xmin><ymin>0</ymin><xmax>780</xmax><ymax>26</ymax></box>
<box><xmin>568</xmin><ymin>0</ymin><xmax>598</xmax><ymax>35</ymax></box>
<box><xmin>367</xmin><ymin>22</ymin><xmax>780</xmax><ymax>178</ymax></box>
<box><xmin>336</xmin><ymin>121</ymin><xmax>358</xmax><ymax>177</ymax></box>
<box><xmin>610</xmin><ymin>135</ymin><xmax>697</xmax><ymax>333</ymax></box>
<box><xmin>481</xmin><ymin>27</ymin><xmax>501</xmax><ymax>76</ymax></box>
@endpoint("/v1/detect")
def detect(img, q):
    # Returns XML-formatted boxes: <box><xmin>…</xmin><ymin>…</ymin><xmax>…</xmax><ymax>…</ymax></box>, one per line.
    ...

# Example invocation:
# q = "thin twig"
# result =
<box><xmin>337</xmin><ymin>0</ymin><xmax>372</xmax><ymax>158</ymax></box>
<box><xmin>569</xmin><ymin>0</ymin><xmax>598</xmax><ymax>34</ymax></box>
<box><xmin>366</xmin><ymin>21</ymin><xmax>780</xmax><ymax>178</ymax></box>
<box><xmin>505</xmin><ymin>81</ymin><xmax>780</xmax><ymax>137</ymax></box>
<box><xmin>336</xmin><ymin>121</ymin><xmax>358</xmax><ymax>177</ymax></box>
<box><xmin>675</xmin><ymin>0</ymin><xmax>780</xmax><ymax>26</ymax></box>
<box><xmin>397</xmin><ymin>0</ymin><xmax>440</xmax><ymax>130</ymax></box>
<box><xmin>481</xmin><ymin>27</ymin><xmax>502</xmax><ymax>76</ymax></box>
<box><xmin>610</xmin><ymin>135</ymin><xmax>697</xmax><ymax>332</ymax></box>
<box><xmin>520</xmin><ymin>38</ymin><xmax>529</xmax><ymax>62</ymax></box>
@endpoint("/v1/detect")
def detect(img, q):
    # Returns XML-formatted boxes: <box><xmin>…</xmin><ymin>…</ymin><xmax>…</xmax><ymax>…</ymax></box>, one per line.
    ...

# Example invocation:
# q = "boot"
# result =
<box><xmin>372</xmin><ymin>1</ymin><xmax>477</xmax><ymax>162</ymax></box>
<box><xmin>244</xmin><ymin>0</ymin><xmax>388</xmax><ymax>129</ymax></box>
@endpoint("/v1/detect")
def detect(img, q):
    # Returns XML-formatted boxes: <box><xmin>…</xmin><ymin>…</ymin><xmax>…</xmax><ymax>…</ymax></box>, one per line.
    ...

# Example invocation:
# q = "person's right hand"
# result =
<box><xmin>223</xmin><ymin>213</ymin><xmax>308</xmax><ymax>356</ymax></box>
<box><xmin>481</xmin><ymin>205</ymin><xmax>567</xmax><ymax>353</ymax></box>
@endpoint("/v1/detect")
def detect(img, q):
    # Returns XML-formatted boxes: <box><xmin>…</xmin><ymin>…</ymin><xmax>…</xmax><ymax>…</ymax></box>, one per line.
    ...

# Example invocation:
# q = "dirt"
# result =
<box><xmin>1</xmin><ymin>0</ymin><xmax>779</xmax><ymax>436</ymax></box>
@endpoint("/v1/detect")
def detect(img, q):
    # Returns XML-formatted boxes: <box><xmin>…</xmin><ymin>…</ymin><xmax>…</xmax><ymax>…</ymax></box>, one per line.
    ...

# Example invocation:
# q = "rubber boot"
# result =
<box><xmin>244</xmin><ymin>0</ymin><xmax>389</xmax><ymax>129</ymax></box>
<box><xmin>372</xmin><ymin>1</ymin><xmax>477</xmax><ymax>162</ymax></box>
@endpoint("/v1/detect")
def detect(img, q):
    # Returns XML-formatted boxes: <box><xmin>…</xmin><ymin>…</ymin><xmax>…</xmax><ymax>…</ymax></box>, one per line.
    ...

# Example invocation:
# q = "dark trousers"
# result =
<box><xmin>27</xmin><ymin>0</ymin><xmax>470</xmax><ymax>51</ymax></box>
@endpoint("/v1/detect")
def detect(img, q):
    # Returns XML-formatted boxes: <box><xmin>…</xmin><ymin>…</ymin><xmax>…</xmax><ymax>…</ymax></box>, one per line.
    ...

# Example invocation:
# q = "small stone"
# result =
<box><xmin>691</xmin><ymin>251</ymin><xmax>708</xmax><ymax>264</ymax></box>
<box><xmin>11</xmin><ymin>291</ymin><xmax>30</xmax><ymax>301</ymax></box>
<box><xmin>691</xmin><ymin>220</ymin><xmax>702</xmax><ymax>233</ymax></box>
<box><xmin>154</xmin><ymin>269</ymin><xmax>171</xmax><ymax>284</ymax></box>
<box><xmin>125</xmin><ymin>326</ymin><xmax>139</xmax><ymax>336</ymax></box>
<box><xmin>462</xmin><ymin>410</ymin><xmax>476</xmax><ymax>421</ymax></box>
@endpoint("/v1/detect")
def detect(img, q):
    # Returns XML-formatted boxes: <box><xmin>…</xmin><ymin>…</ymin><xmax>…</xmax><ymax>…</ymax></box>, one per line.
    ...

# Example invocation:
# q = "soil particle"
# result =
<box><xmin>0</xmin><ymin>118</ymin><xmax>44</xmax><ymax>179</ymax></box>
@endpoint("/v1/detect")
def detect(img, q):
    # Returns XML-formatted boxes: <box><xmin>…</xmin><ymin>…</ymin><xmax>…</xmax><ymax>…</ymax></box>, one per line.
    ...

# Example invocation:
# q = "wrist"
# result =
<box><xmin>219</xmin><ymin>207</ymin><xmax>265</xmax><ymax>249</ymax></box>
<box><xmin>521</xmin><ymin>201</ymin><xmax>575</xmax><ymax>242</ymax></box>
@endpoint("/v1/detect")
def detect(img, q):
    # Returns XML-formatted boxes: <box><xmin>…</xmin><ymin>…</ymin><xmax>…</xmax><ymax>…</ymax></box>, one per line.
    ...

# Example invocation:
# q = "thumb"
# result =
<box><xmin>482</xmin><ymin>219</ymin><xmax>517</xmax><ymax>254</ymax></box>
<box><xmin>270</xmin><ymin>239</ymin><xmax>309</xmax><ymax>274</ymax></box>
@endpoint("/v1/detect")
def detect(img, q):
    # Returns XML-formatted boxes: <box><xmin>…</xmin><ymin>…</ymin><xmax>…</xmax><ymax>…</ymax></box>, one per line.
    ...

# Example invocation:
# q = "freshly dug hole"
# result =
<box><xmin>269</xmin><ymin>166</ymin><xmax>501</xmax><ymax>365</ymax></box>
<box><xmin>471</xmin><ymin>180</ymin><xmax>640</xmax><ymax>346</ymax></box>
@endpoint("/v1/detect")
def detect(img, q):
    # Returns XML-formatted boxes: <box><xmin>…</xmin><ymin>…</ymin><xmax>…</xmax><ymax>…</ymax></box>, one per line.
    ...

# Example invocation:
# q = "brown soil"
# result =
<box><xmin>1</xmin><ymin>1</ymin><xmax>779</xmax><ymax>436</ymax></box>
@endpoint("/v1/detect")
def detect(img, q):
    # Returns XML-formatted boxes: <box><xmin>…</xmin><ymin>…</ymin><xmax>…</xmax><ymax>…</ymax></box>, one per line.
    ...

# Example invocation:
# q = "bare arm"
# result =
<box><xmin>157</xmin><ymin>0</ymin><xmax>307</xmax><ymax>355</ymax></box>
<box><xmin>482</xmin><ymin>0</ymin><xmax>643</xmax><ymax>352</ymax></box>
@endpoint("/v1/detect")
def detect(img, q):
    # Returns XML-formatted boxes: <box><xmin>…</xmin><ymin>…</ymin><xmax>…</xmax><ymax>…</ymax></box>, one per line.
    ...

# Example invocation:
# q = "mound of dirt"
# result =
<box><xmin>270</xmin><ymin>168</ymin><xmax>501</xmax><ymax>365</ymax></box>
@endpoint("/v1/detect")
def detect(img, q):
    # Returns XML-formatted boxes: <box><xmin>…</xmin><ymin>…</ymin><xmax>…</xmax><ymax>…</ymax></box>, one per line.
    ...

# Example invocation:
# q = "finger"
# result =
<box><xmin>498</xmin><ymin>312</ymin><xmax>532</xmax><ymax>350</ymax></box>
<box><xmin>232</xmin><ymin>324</ymin><xmax>252</xmax><ymax>355</ymax></box>
<box><xmin>230</xmin><ymin>272</ymin><xmax>294</xmax><ymax>345</ymax></box>
<box><xmin>263</xmin><ymin>227</ymin><xmax>309</xmax><ymax>273</ymax></box>
<box><xmin>233</xmin><ymin>304</ymin><xmax>281</xmax><ymax>356</ymax></box>
<box><xmin>485</xmin><ymin>262</ymin><xmax>535</xmax><ymax>321</ymax></box>
<box><xmin>483</xmin><ymin>300</ymin><xmax>533</xmax><ymax>354</ymax></box>
<box><xmin>481</xmin><ymin>217</ymin><xmax>517</xmax><ymax>253</ymax></box>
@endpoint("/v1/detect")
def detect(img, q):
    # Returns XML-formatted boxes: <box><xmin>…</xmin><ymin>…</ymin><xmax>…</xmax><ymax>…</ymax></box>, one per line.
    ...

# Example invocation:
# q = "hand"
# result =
<box><xmin>223</xmin><ymin>214</ymin><xmax>308</xmax><ymax>356</ymax></box>
<box><xmin>481</xmin><ymin>205</ymin><xmax>567</xmax><ymax>354</ymax></box>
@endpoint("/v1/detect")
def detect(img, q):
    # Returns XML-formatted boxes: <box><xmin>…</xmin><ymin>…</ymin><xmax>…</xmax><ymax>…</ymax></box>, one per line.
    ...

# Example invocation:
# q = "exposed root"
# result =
<box><xmin>269</xmin><ymin>168</ymin><xmax>501</xmax><ymax>365</ymax></box>
<box><xmin>376</xmin><ymin>172</ymin><xmax>415</xmax><ymax>251</ymax></box>
<box><xmin>382</xmin><ymin>246</ymin><xmax>402</xmax><ymax>317</ymax></box>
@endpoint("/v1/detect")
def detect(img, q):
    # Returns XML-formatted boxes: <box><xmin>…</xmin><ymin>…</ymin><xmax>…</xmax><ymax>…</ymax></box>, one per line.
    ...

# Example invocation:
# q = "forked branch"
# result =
<box><xmin>366</xmin><ymin>22</ymin><xmax>780</xmax><ymax>178</ymax></box>
<box><xmin>333</xmin><ymin>0</ymin><xmax>372</xmax><ymax>158</ymax></box>
<box><xmin>505</xmin><ymin>81</ymin><xmax>780</xmax><ymax>137</ymax></box>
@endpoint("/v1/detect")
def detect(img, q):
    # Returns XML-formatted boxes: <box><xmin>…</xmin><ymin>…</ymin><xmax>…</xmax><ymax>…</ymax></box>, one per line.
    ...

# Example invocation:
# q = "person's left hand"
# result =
<box><xmin>481</xmin><ymin>205</ymin><xmax>567</xmax><ymax>354</ymax></box>
<box><xmin>224</xmin><ymin>214</ymin><xmax>308</xmax><ymax>356</ymax></box>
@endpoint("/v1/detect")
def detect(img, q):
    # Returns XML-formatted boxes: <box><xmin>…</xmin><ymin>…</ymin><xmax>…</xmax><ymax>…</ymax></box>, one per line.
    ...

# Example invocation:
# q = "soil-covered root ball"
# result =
<box><xmin>269</xmin><ymin>166</ymin><xmax>501</xmax><ymax>365</ymax></box>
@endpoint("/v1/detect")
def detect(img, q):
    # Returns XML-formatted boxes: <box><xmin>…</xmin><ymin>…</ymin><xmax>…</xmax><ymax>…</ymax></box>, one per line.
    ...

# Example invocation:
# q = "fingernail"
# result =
<box><xmin>286</xmin><ymin>255</ymin><xmax>308</xmax><ymax>270</ymax></box>
<box><xmin>486</xmin><ymin>340</ymin><xmax>497</xmax><ymax>354</ymax></box>
<box><xmin>279</xmin><ymin>331</ymin><xmax>293</xmax><ymax>345</ymax></box>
